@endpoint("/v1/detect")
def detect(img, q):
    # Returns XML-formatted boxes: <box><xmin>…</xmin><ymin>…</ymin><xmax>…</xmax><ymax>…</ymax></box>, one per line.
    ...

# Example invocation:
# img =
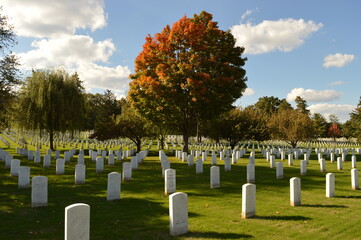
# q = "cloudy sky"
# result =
<box><xmin>2</xmin><ymin>0</ymin><xmax>360</xmax><ymax>122</ymax></box>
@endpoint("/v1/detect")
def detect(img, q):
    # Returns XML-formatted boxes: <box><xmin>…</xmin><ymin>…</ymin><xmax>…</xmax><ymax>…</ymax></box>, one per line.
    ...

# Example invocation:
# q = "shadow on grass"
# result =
<box><xmin>183</xmin><ymin>231</ymin><xmax>253</xmax><ymax>239</ymax></box>
<box><xmin>302</xmin><ymin>204</ymin><xmax>348</xmax><ymax>208</ymax></box>
<box><xmin>254</xmin><ymin>215</ymin><xmax>311</xmax><ymax>221</ymax></box>
<box><xmin>336</xmin><ymin>195</ymin><xmax>361</xmax><ymax>199</ymax></box>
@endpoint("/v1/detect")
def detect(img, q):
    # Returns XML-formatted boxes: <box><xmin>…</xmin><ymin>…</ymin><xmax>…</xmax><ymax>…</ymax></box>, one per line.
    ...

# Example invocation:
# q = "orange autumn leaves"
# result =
<box><xmin>128</xmin><ymin>11</ymin><xmax>247</xmax><ymax>129</ymax></box>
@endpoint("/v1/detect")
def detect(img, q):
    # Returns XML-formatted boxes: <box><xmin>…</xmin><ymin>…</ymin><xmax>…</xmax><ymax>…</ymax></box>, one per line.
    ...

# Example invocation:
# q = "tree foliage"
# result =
<box><xmin>18</xmin><ymin>69</ymin><xmax>86</xmax><ymax>149</ymax></box>
<box><xmin>89</xmin><ymin>90</ymin><xmax>122</xmax><ymax>140</ymax></box>
<box><xmin>252</xmin><ymin>96</ymin><xmax>292</xmax><ymax>114</ymax></box>
<box><xmin>268</xmin><ymin>109</ymin><xmax>315</xmax><ymax>148</ymax></box>
<box><xmin>311</xmin><ymin>113</ymin><xmax>328</xmax><ymax>138</ymax></box>
<box><xmin>0</xmin><ymin>7</ymin><xmax>20</xmax><ymax>129</ymax></box>
<box><xmin>206</xmin><ymin>108</ymin><xmax>269</xmax><ymax>149</ymax></box>
<box><xmin>343</xmin><ymin>97</ymin><xmax>361</xmax><ymax>141</ymax></box>
<box><xmin>128</xmin><ymin>11</ymin><xmax>247</xmax><ymax>152</ymax></box>
<box><xmin>295</xmin><ymin>96</ymin><xmax>310</xmax><ymax>115</ymax></box>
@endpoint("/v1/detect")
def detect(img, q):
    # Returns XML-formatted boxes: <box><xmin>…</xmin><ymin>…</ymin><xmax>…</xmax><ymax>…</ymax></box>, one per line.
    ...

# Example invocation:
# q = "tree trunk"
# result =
<box><xmin>290</xmin><ymin>141</ymin><xmax>297</xmax><ymax>148</ymax></box>
<box><xmin>136</xmin><ymin>139</ymin><xmax>141</xmax><ymax>153</ymax></box>
<box><xmin>182</xmin><ymin>133</ymin><xmax>189</xmax><ymax>153</ymax></box>
<box><xmin>160</xmin><ymin>135</ymin><xmax>165</xmax><ymax>150</ymax></box>
<box><xmin>49</xmin><ymin>129</ymin><xmax>55</xmax><ymax>150</ymax></box>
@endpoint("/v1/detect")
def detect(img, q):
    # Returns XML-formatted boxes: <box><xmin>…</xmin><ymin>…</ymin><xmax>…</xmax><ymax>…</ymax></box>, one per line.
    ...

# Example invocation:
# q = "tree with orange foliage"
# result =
<box><xmin>328</xmin><ymin>123</ymin><xmax>342</xmax><ymax>141</ymax></box>
<box><xmin>128</xmin><ymin>11</ymin><xmax>247</xmax><ymax>152</ymax></box>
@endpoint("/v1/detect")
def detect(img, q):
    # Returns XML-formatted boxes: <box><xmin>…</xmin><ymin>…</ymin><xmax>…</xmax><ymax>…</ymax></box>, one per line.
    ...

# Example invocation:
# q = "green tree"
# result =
<box><xmin>0</xmin><ymin>8</ymin><xmax>20</xmax><ymax>129</ymax></box>
<box><xmin>268</xmin><ymin>109</ymin><xmax>315</xmax><ymax>148</ymax></box>
<box><xmin>116</xmin><ymin>103</ymin><xmax>150</xmax><ymax>152</ymax></box>
<box><xmin>128</xmin><ymin>11</ymin><xmax>247</xmax><ymax>153</ymax></box>
<box><xmin>312</xmin><ymin>113</ymin><xmax>328</xmax><ymax>138</ymax></box>
<box><xmin>344</xmin><ymin>97</ymin><xmax>361</xmax><ymax>141</ymax></box>
<box><xmin>295</xmin><ymin>96</ymin><xmax>310</xmax><ymax>115</ymax></box>
<box><xmin>278</xmin><ymin>99</ymin><xmax>293</xmax><ymax>112</ymax></box>
<box><xmin>18</xmin><ymin>69</ymin><xmax>86</xmax><ymax>150</ymax></box>
<box><xmin>253</xmin><ymin>96</ymin><xmax>281</xmax><ymax>114</ymax></box>
<box><xmin>89</xmin><ymin>90</ymin><xmax>122</xmax><ymax>140</ymax></box>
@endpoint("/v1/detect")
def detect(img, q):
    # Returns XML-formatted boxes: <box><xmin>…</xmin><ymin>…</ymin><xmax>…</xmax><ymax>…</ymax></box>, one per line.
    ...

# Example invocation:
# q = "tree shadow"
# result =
<box><xmin>254</xmin><ymin>215</ymin><xmax>311</xmax><ymax>221</ymax></box>
<box><xmin>302</xmin><ymin>204</ymin><xmax>348</xmax><ymax>208</ymax></box>
<box><xmin>336</xmin><ymin>195</ymin><xmax>361</xmax><ymax>199</ymax></box>
<box><xmin>183</xmin><ymin>231</ymin><xmax>253</xmax><ymax>239</ymax></box>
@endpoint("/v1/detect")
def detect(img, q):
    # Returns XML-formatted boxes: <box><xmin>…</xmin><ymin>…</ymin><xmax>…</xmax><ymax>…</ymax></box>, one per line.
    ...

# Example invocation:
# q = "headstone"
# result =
<box><xmin>351</xmin><ymin>155</ymin><xmax>357</xmax><ymax>168</ymax></box>
<box><xmin>351</xmin><ymin>169</ymin><xmax>359</xmax><ymax>190</ymax></box>
<box><xmin>330</xmin><ymin>152</ymin><xmax>335</xmax><ymax>163</ymax></box>
<box><xmin>169</xmin><ymin>192</ymin><xmax>188</xmax><ymax>236</ymax></box>
<box><xmin>210</xmin><ymin>166</ymin><xmax>220</xmax><ymax>188</ymax></box>
<box><xmin>28</xmin><ymin>150</ymin><xmax>34</xmax><ymax>160</ymax></box>
<box><xmin>34</xmin><ymin>152</ymin><xmax>41</xmax><ymax>163</ymax></box>
<box><xmin>162</xmin><ymin>160</ymin><xmax>170</xmax><ymax>177</ymax></box>
<box><xmin>10</xmin><ymin>159</ymin><xmax>21</xmax><ymax>176</ymax></box>
<box><xmin>108</xmin><ymin>154</ymin><xmax>115</xmax><ymax>165</ymax></box>
<box><xmin>43</xmin><ymin>155</ymin><xmax>51</xmax><ymax>168</ymax></box>
<box><xmin>18</xmin><ymin>166</ymin><xmax>30</xmax><ymax>188</ymax></box>
<box><xmin>276</xmin><ymin>162</ymin><xmax>283</xmax><ymax>179</ymax></box>
<box><xmin>107</xmin><ymin>172</ymin><xmax>121</xmax><ymax>200</ymax></box>
<box><xmin>31</xmin><ymin>176</ymin><xmax>48</xmax><ymax>207</ymax></box>
<box><xmin>202</xmin><ymin>152</ymin><xmax>207</xmax><ymax>162</ymax></box>
<box><xmin>337</xmin><ymin>157</ymin><xmax>342</xmax><ymax>170</ymax></box>
<box><xmin>78</xmin><ymin>154</ymin><xmax>85</xmax><ymax>165</ymax></box>
<box><xmin>242</xmin><ymin>183</ymin><xmax>256</xmax><ymax>219</ymax></box>
<box><xmin>187</xmin><ymin>155</ymin><xmax>194</xmax><ymax>167</ymax></box>
<box><xmin>75</xmin><ymin>164</ymin><xmax>86</xmax><ymax>184</ymax></box>
<box><xmin>247</xmin><ymin>164</ymin><xmax>255</xmax><ymax>183</ymax></box>
<box><xmin>122</xmin><ymin>162</ymin><xmax>132</xmax><ymax>181</ymax></box>
<box><xmin>5</xmin><ymin>154</ymin><xmax>13</xmax><ymax>168</ymax></box>
<box><xmin>224</xmin><ymin>157</ymin><xmax>231</xmax><ymax>171</ymax></box>
<box><xmin>290</xmin><ymin>177</ymin><xmax>301</xmax><ymax>206</ymax></box>
<box><xmin>131</xmin><ymin>156</ymin><xmax>138</xmax><ymax>170</ymax></box>
<box><xmin>56</xmin><ymin>158</ymin><xmax>65</xmax><ymax>175</ymax></box>
<box><xmin>196</xmin><ymin>159</ymin><xmax>203</xmax><ymax>174</ymax></box>
<box><xmin>65</xmin><ymin>203</ymin><xmax>90</xmax><ymax>240</ymax></box>
<box><xmin>211</xmin><ymin>153</ymin><xmax>217</xmax><ymax>165</ymax></box>
<box><xmin>96</xmin><ymin>157</ymin><xmax>104</xmax><ymax>173</ymax></box>
<box><xmin>300</xmin><ymin>160</ymin><xmax>307</xmax><ymax>176</ymax></box>
<box><xmin>320</xmin><ymin>158</ymin><xmax>326</xmax><ymax>173</ymax></box>
<box><xmin>269</xmin><ymin>155</ymin><xmax>275</xmax><ymax>168</ymax></box>
<box><xmin>165</xmin><ymin>169</ymin><xmax>176</xmax><ymax>194</ymax></box>
<box><xmin>326</xmin><ymin>173</ymin><xmax>335</xmax><ymax>197</ymax></box>
<box><xmin>288</xmin><ymin>154</ymin><xmax>293</xmax><ymax>166</ymax></box>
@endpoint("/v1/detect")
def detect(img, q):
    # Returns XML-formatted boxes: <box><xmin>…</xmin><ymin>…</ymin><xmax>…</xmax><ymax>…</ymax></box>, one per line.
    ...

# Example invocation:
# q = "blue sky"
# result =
<box><xmin>3</xmin><ymin>0</ymin><xmax>360</xmax><ymax>122</ymax></box>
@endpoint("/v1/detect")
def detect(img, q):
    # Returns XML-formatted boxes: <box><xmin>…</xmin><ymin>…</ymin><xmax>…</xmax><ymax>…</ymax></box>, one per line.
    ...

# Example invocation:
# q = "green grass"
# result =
<box><xmin>1</xmin><ymin>142</ymin><xmax>361</xmax><ymax>240</ymax></box>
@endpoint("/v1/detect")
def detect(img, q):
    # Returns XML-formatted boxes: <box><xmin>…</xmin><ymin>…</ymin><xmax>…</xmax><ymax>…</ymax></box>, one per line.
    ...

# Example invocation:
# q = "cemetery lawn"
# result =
<box><xmin>1</xmin><ymin>143</ymin><xmax>361</xmax><ymax>240</ymax></box>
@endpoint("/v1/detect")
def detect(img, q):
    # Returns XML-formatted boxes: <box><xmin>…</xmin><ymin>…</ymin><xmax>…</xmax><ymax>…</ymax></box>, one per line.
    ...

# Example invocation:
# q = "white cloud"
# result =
<box><xmin>241</xmin><ymin>9</ymin><xmax>257</xmax><ymax>21</ymax></box>
<box><xmin>329</xmin><ymin>81</ymin><xmax>345</xmax><ymax>86</ymax></box>
<box><xmin>231</xmin><ymin>18</ymin><xmax>323</xmax><ymax>54</ymax></box>
<box><xmin>286</xmin><ymin>88</ymin><xmax>341</xmax><ymax>102</ymax></box>
<box><xmin>17</xmin><ymin>35</ymin><xmax>131</xmax><ymax>91</ymax></box>
<box><xmin>2</xmin><ymin>0</ymin><xmax>106</xmax><ymax>38</ymax></box>
<box><xmin>323</xmin><ymin>53</ymin><xmax>355</xmax><ymax>68</ymax></box>
<box><xmin>243</xmin><ymin>88</ymin><xmax>255</xmax><ymax>96</ymax></box>
<box><xmin>308</xmin><ymin>103</ymin><xmax>355</xmax><ymax>123</ymax></box>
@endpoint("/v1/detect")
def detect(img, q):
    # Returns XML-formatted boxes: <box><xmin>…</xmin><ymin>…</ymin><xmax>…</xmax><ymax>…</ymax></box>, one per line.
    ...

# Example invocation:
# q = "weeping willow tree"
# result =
<box><xmin>18</xmin><ymin>69</ymin><xmax>86</xmax><ymax>150</ymax></box>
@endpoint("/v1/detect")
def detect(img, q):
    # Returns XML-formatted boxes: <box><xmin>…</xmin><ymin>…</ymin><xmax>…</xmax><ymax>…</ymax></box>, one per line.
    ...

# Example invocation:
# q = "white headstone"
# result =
<box><xmin>75</xmin><ymin>164</ymin><xmax>86</xmax><ymax>184</ymax></box>
<box><xmin>165</xmin><ymin>169</ymin><xmax>176</xmax><ymax>194</ymax></box>
<box><xmin>56</xmin><ymin>158</ymin><xmax>65</xmax><ymax>175</ymax></box>
<box><xmin>247</xmin><ymin>164</ymin><xmax>255</xmax><ymax>183</ymax></box>
<box><xmin>224</xmin><ymin>157</ymin><xmax>231</xmax><ymax>171</ymax></box>
<box><xmin>276</xmin><ymin>162</ymin><xmax>283</xmax><ymax>179</ymax></box>
<box><xmin>10</xmin><ymin>159</ymin><xmax>21</xmax><ymax>176</ymax></box>
<box><xmin>337</xmin><ymin>157</ymin><xmax>342</xmax><ymax>170</ymax></box>
<box><xmin>326</xmin><ymin>173</ymin><xmax>335</xmax><ymax>197</ymax></box>
<box><xmin>300</xmin><ymin>160</ymin><xmax>307</xmax><ymax>176</ymax></box>
<box><xmin>210</xmin><ymin>166</ymin><xmax>220</xmax><ymax>188</ymax></box>
<box><xmin>320</xmin><ymin>158</ymin><xmax>326</xmax><ymax>173</ymax></box>
<box><xmin>122</xmin><ymin>162</ymin><xmax>132</xmax><ymax>181</ymax></box>
<box><xmin>196</xmin><ymin>159</ymin><xmax>203</xmax><ymax>174</ymax></box>
<box><xmin>351</xmin><ymin>155</ymin><xmax>357</xmax><ymax>168</ymax></box>
<box><xmin>187</xmin><ymin>155</ymin><xmax>194</xmax><ymax>167</ymax></box>
<box><xmin>96</xmin><ymin>157</ymin><xmax>104</xmax><ymax>172</ymax></box>
<box><xmin>78</xmin><ymin>154</ymin><xmax>85</xmax><ymax>165</ymax></box>
<box><xmin>351</xmin><ymin>169</ymin><xmax>359</xmax><ymax>190</ymax></box>
<box><xmin>65</xmin><ymin>203</ymin><xmax>90</xmax><ymax>240</ymax></box>
<box><xmin>290</xmin><ymin>177</ymin><xmax>301</xmax><ymax>206</ymax></box>
<box><xmin>169</xmin><ymin>192</ymin><xmax>188</xmax><ymax>236</ymax></box>
<box><xmin>108</xmin><ymin>154</ymin><xmax>115</xmax><ymax>165</ymax></box>
<box><xmin>107</xmin><ymin>172</ymin><xmax>121</xmax><ymax>200</ymax></box>
<box><xmin>269</xmin><ymin>155</ymin><xmax>275</xmax><ymax>168</ymax></box>
<box><xmin>31</xmin><ymin>176</ymin><xmax>48</xmax><ymax>207</ymax></box>
<box><xmin>288</xmin><ymin>154</ymin><xmax>293</xmax><ymax>166</ymax></box>
<box><xmin>242</xmin><ymin>183</ymin><xmax>256</xmax><ymax>219</ymax></box>
<box><xmin>43</xmin><ymin>155</ymin><xmax>51</xmax><ymax>168</ymax></box>
<box><xmin>211</xmin><ymin>153</ymin><xmax>217</xmax><ymax>165</ymax></box>
<box><xmin>131</xmin><ymin>156</ymin><xmax>138</xmax><ymax>170</ymax></box>
<box><xmin>18</xmin><ymin>166</ymin><xmax>30</xmax><ymax>188</ymax></box>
